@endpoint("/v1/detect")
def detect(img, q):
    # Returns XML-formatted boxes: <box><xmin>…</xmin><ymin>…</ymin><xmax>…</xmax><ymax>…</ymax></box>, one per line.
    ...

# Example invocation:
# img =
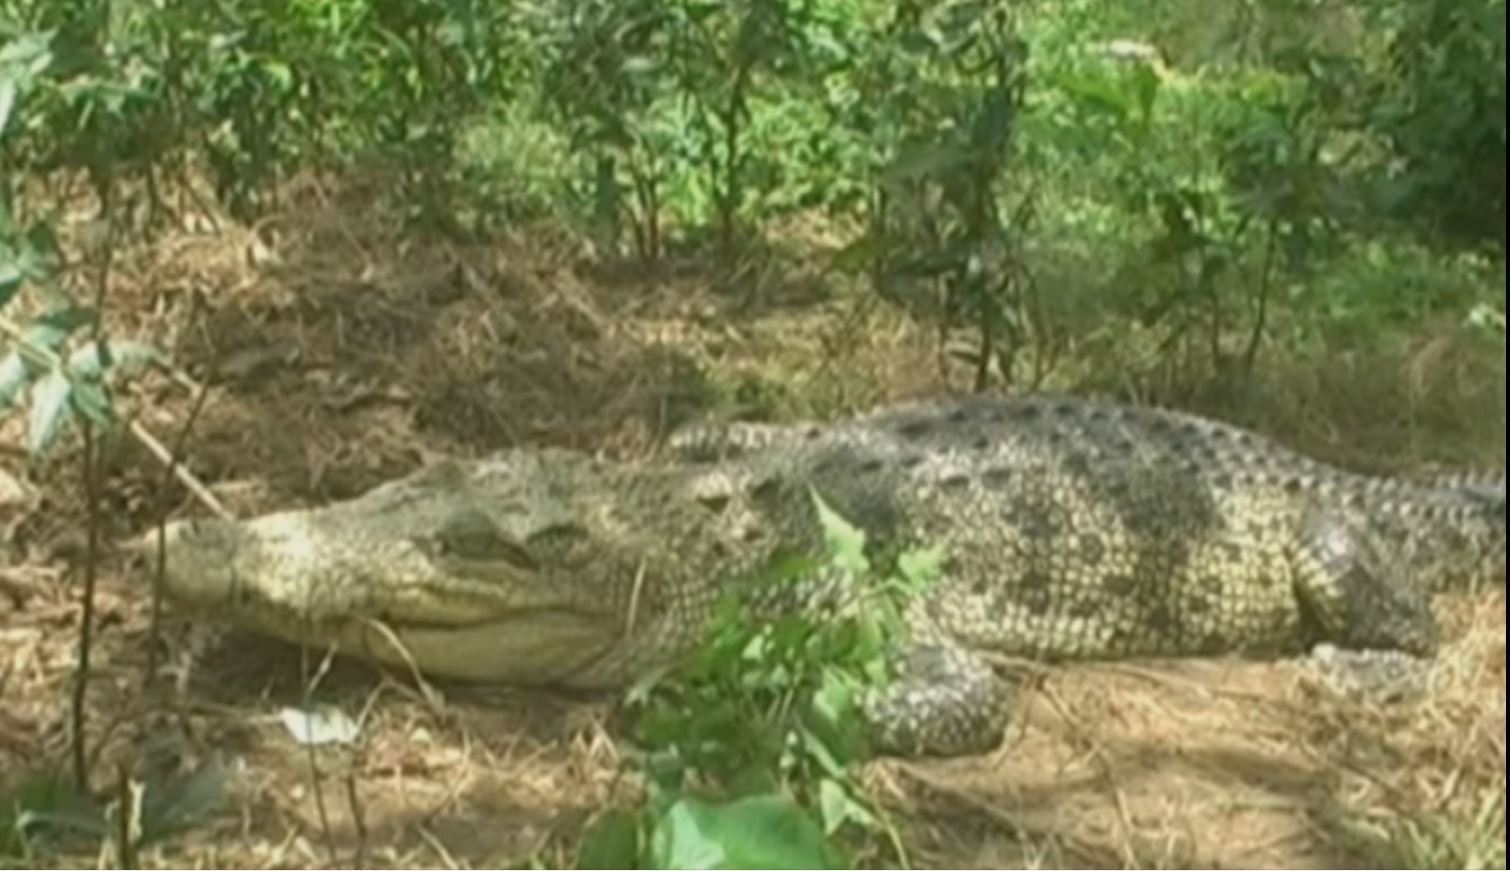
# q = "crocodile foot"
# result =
<box><xmin>1305</xmin><ymin>643</ymin><xmax>1435</xmax><ymax>703</ymax></box>
<box><xmin>863</xmin><ymin>644</ymin><xmax>1013</xmax><ymax>757</ymax></box>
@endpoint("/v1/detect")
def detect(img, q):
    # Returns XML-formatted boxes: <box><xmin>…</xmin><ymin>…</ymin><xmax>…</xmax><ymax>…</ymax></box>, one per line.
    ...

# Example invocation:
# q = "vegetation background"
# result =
<box><xmin>0</xmin><ymin>0</ymin><xmax>1504</xmax><ymax>868</ymax></box>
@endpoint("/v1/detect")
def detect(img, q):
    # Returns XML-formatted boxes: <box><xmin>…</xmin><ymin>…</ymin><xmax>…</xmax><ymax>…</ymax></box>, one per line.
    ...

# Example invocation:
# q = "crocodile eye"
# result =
<box><xmin>526</xmin><ymin>522</ymin><xmax>589</xmax><ymax>557</ymax></box>
<box><xmin>431</xmin><ymin>511</ymin><xmax>538</xmax><ymax>568</ymax></box>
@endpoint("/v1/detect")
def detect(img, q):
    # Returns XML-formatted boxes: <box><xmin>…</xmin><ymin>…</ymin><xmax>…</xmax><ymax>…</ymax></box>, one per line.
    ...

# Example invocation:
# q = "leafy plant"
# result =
<box><xmin>1362</xmin><ymin>0</ymin><xmax>1506</xmax><ymax>247</ymax></box>
<box><xmin>834</xmin><ymin>1</ymin><xmax>1041</xmax><ymax>391</ymax></box>
<box><xmin>576</xmin><ymin>492</ymin><xmax>938</xmax><ymax>869</ymax></box>
<box><xmin>0</xmin><ymin>758</ymin><xmax>228</xmax><ymax>865</ymax></box>
<box><xmin>0</xmin><ymin>208</ymin><xmax>162</xmax><ymax>458</ymax></box>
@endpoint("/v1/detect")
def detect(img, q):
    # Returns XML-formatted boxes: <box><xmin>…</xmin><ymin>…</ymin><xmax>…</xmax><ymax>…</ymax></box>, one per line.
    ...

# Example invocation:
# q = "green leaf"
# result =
<box><xmin>0</xmin><ymin>260</ymin><xmax>22</xmax><ymax>309</ymax></box>
<box><xmin>648</xmin><ymin>794</ymin><xmax>849</xmax><ymax>870</ymax></box>
<box><xmin>577</xmin><ymin>810</ymin><xmax>641</xmax><ymax>870</ymax></box>
<box><xmin>23</xmin><ymin>218</ymin><xmax>59</xmax><ymax>267</ymax></box>
<box><xmin>68</xmin><ymin>378</ymin><xmax>114</xmax><ymax>428</ymax></box>
<box><xmin>799</xmin><ymin>726</ymin><xmax>849</xmax><ymax>780</ymax></box>
<box><xmin>0</xmin><ymin>351</ymin><xmax>32</xmax><ymax>412</ymax></box>
<box><xmin>818</xmin><ymin>779</ymin><xmax>849</xmax><ymax>835</ymax></box>
<box><xmin>811</xmin><ymin>668</ymin><xmax>858</xmax><ymax>732</ymax></box>
<box><xmin>139</xmin><ymin>756</ymin><xmax>229</xmax><ymax>843</ymax></box>
<box><xmin>24</xmin><ymin>307</ymin><xmax>94</xmax><ymax>354</ymax></box>
<box><xmin>851</xmin><ymin>612</ymin><xmax>892</xmax><ymax>672</ymax></box>
<box><xmin>0</xmin><ymin>32</ymin><xmax>54</xmax><ymax>78</ymax></box>
<box><xmin>0</xmin><ymin>769</ymin><xmax>99</xmax><ymax>855</ymax></box>
<box><xmin>260</xmin><ymin>59</ymin><xmax>294</xmax><ymax>91</ymax></box>
<box><xmin>26</xmin><ymin>370</ymin><xmax>71</xmax><ymax>456</ymax></box>
<box><xmin>650</xmin><ymin>799</ymin><xmax>724</xmax><ymax>870</ymax></box>
<box><xmin>897</xmin><ymin>546</ymin><xmax>947</xmax><ymax>593</ymax></box>
<box><xmin>0</xmin><ymin>77</ymin><xmax>15</xmax><ymax>140</ymax></box>
<box><xmin>817</xmin><ymin>778</ymin><xmax>877</xmax><ymax>836</ymax></box>
<box><xmin>66</xmin><ymin>340</ymin><xmax>164</xmax><ymax>380</ymax></box>
<box><xmin>810</xmin><ymin>490</ymin><xmax>868</xmax><ymax>576</ymax></box>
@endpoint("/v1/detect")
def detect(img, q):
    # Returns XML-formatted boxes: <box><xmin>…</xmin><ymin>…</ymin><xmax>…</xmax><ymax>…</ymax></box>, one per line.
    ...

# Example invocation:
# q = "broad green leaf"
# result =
<box><xmin>650</xmin><ymin>799</ymin><xmax>724</xmax><ymax>870</ymax></box>
<box><xmin>818</xmin><ymin>779</ymin><xmax>849</xmax><ymax>835</ymax></box>
<box><xmin>811</xmin><ymin>668</ymin><xmax>858</xmax><ymax>735</ymax></box>
<box><xmin>577</xmin><ymin>810</ymin><xmax>641</xmax><ymax>870</ymax></box>
<box><xmin>817</xmin><ymin>778</ymin><xmax>876</xmax><ymax>836</ymax></box>
<box><xmin>260</xmin><ymin>59</ymin><xmax>294</xmax><ymax>91</ymax></box>
<box><xmin>851</xmin><ymin>612</ymin><xmax>892</xmax><ymax>673</ymax></box>
<box><xmin>0</xmin><ymin>351</ymin><xmax>31</xmax><ymax>412</ymax></box>
<box><xmin>26</xmin><ymin>370</ymin><xmax>71</xmax><ymax>456</ymax></box>
<box><xmin>0</xmin><ymin>32</ymin><xmax>54</xmax><ymax>78</ymax></box>
<box><xmin>810</xmin><ymin>490</ymin><xmax>868</xmax><ymax>576</ymax></box>
<box><xmin>0</xmin><ymin>260</ymin><xmax>22</xmax><ymax>309</ymax></box>
<box><xmin>648</xmin><ymin>794</ymin><xmax>848</xmax><ymax>870</ymax></box>
<box><xmin>799</xmin><ymin>726</ymin><xmax>848</xmax><ymax>780</ymax></box>
<box><xmin>68</xmin><ymin>379</ymin><xmax>114</xmax><ymax>428</ymax></box>
<box><xmin>67</xmin><ymin>340</ymin><xmax>164</xmax><ymax>380</ymax></box>
<box><xmin>13</xmin><ymin>804</ymin><xmax>108</xmax><ymax>840</ymax></box>
<box><xmin>1</xmin><ymin>770</ymin><xmax>99</xmax><ymax>855</ymax></box>
<box><xmin>278</xmin><ymin>706</ymin><xmax>359</xmax><ymax>746</ymax></box>
<box><xmin>139</xmin><ymin>756</ymin><xmax>229</xmax><ymax>843</ymax></box>
<box><xmin>0</xmin><ymin>77</ymin><xmax>15</xmax><ymax>139</ymax></box>
<box><xmin>23</xmin><ymin>217</ymin><xmax>59</xmax><ymax>267</ymax></box>
<box><xmin>23</xmin><ymin>307</ymin><xmax>94</xmax><ymax>354</ymax></box>
<box><xmin>897</xmin><ymin>546</ymin><xmax>947</xmax><ymax>592</ymax></box>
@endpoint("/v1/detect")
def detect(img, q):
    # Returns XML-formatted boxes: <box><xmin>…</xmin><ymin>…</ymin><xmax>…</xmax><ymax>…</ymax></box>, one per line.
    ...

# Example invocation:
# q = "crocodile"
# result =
<box><xmin>153</xmin><ymin>395</ymin><xmax>1506</xmax><ymax>756</ymax></box>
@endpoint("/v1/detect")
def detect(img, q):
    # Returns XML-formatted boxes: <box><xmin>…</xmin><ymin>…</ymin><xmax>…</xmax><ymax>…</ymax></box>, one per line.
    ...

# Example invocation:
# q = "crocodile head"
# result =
<box><xmin>153</xmin><ymin>449</ymin><xmax>665</xmax><ymax>687</ymax></box>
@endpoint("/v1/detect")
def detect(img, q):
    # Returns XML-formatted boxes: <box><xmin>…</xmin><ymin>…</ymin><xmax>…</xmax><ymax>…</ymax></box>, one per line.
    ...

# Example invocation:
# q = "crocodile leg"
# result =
<box><xmin>1292</xmin><ymin>508</ymin><xmax>1440</xmax><ymax>698</ymax></box>
<box><xmin>863</xmin><ymin>642</ymin><xmax>1011</xmax><ymax>757</ymax></box>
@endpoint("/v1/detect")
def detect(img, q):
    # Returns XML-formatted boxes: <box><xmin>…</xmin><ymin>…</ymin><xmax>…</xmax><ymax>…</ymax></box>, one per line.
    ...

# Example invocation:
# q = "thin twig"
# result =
<box><xmin>0</xmin><ymin>314</ymin><xmax>228</xmax><ymax>519</ymax></box>
<box><xmin>147</xmin><ymin>381</ymin><xmax>214</xmax><ymax>683</ymax></box>
<box><xmin>1242</xmin><ymin>216</ymin><xmax>1279</xmax><ymax>376</ymax></box>
<box><xmin>357</xmin><ymin>617</ymin><xmax>444</xmax><ymax>715</ymax></box>
<box><xmin>300</xmin><ymin>641</ymin><xmax>343</xmax><ymax>869</ymax></box>
<box><xmin>71</xmin><ymin>205</ymin><xmax>117</xmax><ymax>792</ymax></box>
<box><xmin>70</xmin><ymin>410</ymin><xmax>100</xmax><ymax>788</ymax></box>
<box><xmin>345</xmin><ymin>771</ymin><xmax>368</xmax><ymax>869</ymax></box>
<box><xmin>625</xmin><ymin>560</ymin><xmax>647</xmax><ymax>637</ymax></box>
<box><xmin>130</xmin><ymin>416</ymin><xmax>230</xmax><ymax>519</ymax></box>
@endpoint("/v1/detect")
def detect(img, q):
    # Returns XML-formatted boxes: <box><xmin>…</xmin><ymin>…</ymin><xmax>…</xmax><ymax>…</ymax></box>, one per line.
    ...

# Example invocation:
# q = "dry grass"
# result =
<box><xmin>0</xmin><ymin>172</ymin><xmax>1504</xmax><ymax>869</ymax></box>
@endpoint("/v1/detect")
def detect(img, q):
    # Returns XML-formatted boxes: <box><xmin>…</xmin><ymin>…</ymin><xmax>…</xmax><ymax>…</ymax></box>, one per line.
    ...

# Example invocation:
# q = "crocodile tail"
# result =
<box><xmin>1418</xmin><ymin>470</ymin><xmax>1506</xmax><ymax>516</ymax></box>
<box><xmin>1448</xmin><ymin>470</ymin><xmax>1505</xmax><ymax>585</ymax></box>
<box><xmin>1388</xmin><ymin>469</ymin><xmax>1506</xmax><ymax>590</ymax></box>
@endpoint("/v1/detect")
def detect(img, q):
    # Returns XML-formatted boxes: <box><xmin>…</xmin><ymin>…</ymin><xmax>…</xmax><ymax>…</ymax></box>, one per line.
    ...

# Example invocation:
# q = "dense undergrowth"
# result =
<box><xmin>0</xmin><ymin>0</ymin><xmax>1504</xmax><ymax>868</ymax></box>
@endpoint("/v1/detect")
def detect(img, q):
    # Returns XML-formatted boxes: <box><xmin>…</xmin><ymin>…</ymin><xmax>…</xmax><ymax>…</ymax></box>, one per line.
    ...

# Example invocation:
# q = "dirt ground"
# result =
<box><xmin>0</xmin><ymin>175</ymin><xmax>1504</xmax><ymax>869</ymax></box>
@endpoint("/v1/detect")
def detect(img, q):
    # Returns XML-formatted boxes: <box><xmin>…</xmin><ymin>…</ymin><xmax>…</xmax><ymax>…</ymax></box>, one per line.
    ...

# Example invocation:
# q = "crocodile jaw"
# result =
<box><xmin>152</xmin><ymin>514</ymin><xmax>621</xmax><ymax>685</ymax></box>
